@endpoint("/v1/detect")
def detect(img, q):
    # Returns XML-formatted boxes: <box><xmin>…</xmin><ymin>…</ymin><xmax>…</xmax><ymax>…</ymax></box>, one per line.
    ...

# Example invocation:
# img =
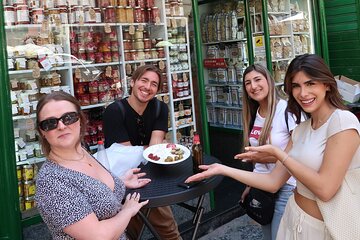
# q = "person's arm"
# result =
<box><xmin>246</xmin><ymin>129</ymin><xmax>359</xmax><ymax>201</ymax></box>
<box><xmin>148</xmin><ymin>101</ymin><xmax>168</xmax><ymax>146</ymax></box>
<box><xmin>149</xmin><ymin>130</ymin><xmax>166</xmax><ymax>146</ymax></box>
<box><xmin>64</xmin><ymin>193</ymin><xmax>148</xmax><ymax>240</ymax></box>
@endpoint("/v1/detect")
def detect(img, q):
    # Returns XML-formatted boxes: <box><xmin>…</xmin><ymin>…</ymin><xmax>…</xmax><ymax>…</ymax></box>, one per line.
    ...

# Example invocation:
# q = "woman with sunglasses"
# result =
<box><xmin>35</xmin><ymin>91</ymin><xmax>150</xmax><ymax>240</ymax></box>
<box><xmin>186</xmin><ymin>54</ymin><xmax>360</xmax><ymax>239</ymax></box>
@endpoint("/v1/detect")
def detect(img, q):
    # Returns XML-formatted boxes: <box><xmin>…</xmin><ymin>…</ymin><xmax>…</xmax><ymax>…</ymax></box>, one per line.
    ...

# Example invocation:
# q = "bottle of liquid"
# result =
<box><xmin>192</xmin><ymin>133</ymin><xmax>203</xmax><ymax>174</ymax></box>
<box><xmin>96</xmin><ymin>140</ymin><xmax>110</xmax><ymax>170</ymax></box>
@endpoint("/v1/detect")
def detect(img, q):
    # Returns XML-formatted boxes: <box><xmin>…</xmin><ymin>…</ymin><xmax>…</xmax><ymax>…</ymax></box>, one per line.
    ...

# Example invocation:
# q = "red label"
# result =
<box><xmin>203</xmin><ymin>58</ymin><xmax>227</xmax><ymax>68</ymax></box>
<box><xmin>249</xmin><ymin>126</ymin><xmax>262</xmax><ymax>139</ymax></box>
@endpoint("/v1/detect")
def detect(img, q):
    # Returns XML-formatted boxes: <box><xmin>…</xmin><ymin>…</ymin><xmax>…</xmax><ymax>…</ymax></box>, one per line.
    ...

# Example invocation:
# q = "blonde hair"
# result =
<box><xmin>241</xmin><ymin>64</ymin><xmax>281</xmax><ymax>149</ymax></box>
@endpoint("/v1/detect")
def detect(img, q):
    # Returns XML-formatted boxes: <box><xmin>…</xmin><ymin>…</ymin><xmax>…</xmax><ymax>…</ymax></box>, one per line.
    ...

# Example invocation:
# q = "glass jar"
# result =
<box><xmin>104</xmin><ymin>6</ymin><xmax>116</xmax><ymax>23</ymax></box>
<box><xmin>134</xmin><ymin>6</ymin><xmax>142</xmax><ymax>23</ymax></box>
<box><xmin>18</xmin><ymin>181</ymin><xmax>23</xmax><ymax>197</ymax></box>
<box><xmin>30</xmin><ymin>7</ymin><xmax>44</xmax><ymax>24</ymax></box>
<box><xmin>157</xmin><ymin>48</ymin><xmax>165</xmax><ymax>58</ymax></box>
<box><xmin>90</xmin><ymin>93</ymin><xmax>99</xmax><ymax>105</ymax></box>
<box><xmin>16</xmin><ymin>5</ymin><xmax>30</xmax><ymax>25</ymax></box>
<box><xmin>125</xmin><ymin>6</ymin><xmax>134</xmax><ymax>23</ymax></box>
<box><xmin>25</xmin><ymin>196</ymin><xmax>35</xmax><ymax>210</ymax></box>
<box><xmin>4</xmin><ymin>6</ymin><xmax>16</xmax><ymax>26</ymax></box>
<box><xmin>150</xmin><ymin>48</ymin><xmax>158</xmax><ymax>59</ymax></box>
<box><xmin>123</xmin><ymin>40</ymin><xmax>132</xmax><ymax>50</ymax></box>
<box><xmin>78</xmin><ymin>93</ymin><xmax>90</xmax><ymax>106</ymax></box>
<box><xmin>150</xmin><ymin>6</ymin><xmax>159</xmax><ymax>23</ymax></box>
<box><xmin>144</xmin><ymin>49</ymin><xmax>151</xmax><ymax>59</ymax></box>
<box><xmin>134</xmin><ymin>30</ymin><xmax>143</xmax><ymax>39</ymax></box>
<box><xmin>143</xmin><ymin>38</ymin><xmax>151</xmax><ymax>49</ymax></box>
<box><xmin>22</xmin><ymin>164</ymin><xmax>34</xmax><ymax>181</ymax></box>
<box><xmin>112</xmin><ymin>51</ymin><xmax>119</xmax><ymax>62</ymax></box>
<box><xmin>116</xmin><ymin>6</ymin><xmax>126</xmax><ymax>23</ymax></box>
<box><xmin>134</xmin><ymin>39</ymin><xmax>144</xmax><ymax>50</ymax></box>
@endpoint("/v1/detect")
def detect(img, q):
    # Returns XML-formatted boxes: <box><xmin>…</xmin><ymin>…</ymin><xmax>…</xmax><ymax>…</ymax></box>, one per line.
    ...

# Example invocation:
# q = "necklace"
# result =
<box><xmin>50</xmin><ymin>149</ymin><xmax>92</xmax><ymax>167</ymax></box>
<box><xmin>312</xmin><ymin>109</ymin><xmax>335</xmax><ymax>130</ymax></box>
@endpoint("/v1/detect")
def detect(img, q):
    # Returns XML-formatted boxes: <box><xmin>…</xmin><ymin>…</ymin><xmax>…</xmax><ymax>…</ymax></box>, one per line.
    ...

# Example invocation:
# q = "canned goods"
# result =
<box><xmin>4</xmin><ymin>6</ymin><xmax>16</xmax><ymax>26</ymax></box>
<box><xmin>18</xmin><ymin>181</ymin><xmax>23</xmax><ymax>196</ymax></box>
<box><xmin>23</xmin><ymin>180</ymin><xmax>36</xmax><ymax>197</ymax></box>
<box><xmin>25</xmin><ymin>196</ymin><xmax>35</xmax><ymax>210</ymax></box>
<box><xmin>22</xmin><ymin>164</ymin><xmax>34</xmax><ymax>181</ymax></box>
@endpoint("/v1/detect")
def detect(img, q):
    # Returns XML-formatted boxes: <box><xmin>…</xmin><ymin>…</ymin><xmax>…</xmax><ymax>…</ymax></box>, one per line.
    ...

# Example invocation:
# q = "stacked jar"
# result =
<box><xmin>172</xmin><ymin>72</ymin><xmax>190</xmax><ymax>99</ymax></box>
<box><xmin>17</xmin><ymin>164</ymin><xmax>38</xmax><ymax>211</ymax></box>
<box><xmin>74</xmin><ymin>66</ymin><xmax>122</xmax><ymax>106</ymax></box>
<box><xmin>83</xmin><ymin>108</ymin><xmax>105</xmax><ymax>147</ymax></box>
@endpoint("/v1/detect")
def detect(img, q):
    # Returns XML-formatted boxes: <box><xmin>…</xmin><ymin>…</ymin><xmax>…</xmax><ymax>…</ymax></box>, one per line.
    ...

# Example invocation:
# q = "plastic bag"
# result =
<box><xmin>93</xmin><ymin>143</ymin><xmax>145</xmax><ymax>177</ymax></box>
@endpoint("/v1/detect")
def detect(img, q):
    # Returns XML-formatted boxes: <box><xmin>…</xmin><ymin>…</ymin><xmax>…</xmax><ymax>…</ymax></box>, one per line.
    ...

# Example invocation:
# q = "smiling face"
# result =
<box><xmin>38</xmin><ymin>100</ymin><xmax>81</xmax><ymax>152</ymax></box>
<box><xmin>244</xmin><ymin>70</ymin><xmax>270</xmax><ymax>104</ymax></box>
<box><xmin>130</xmin><ymin>70</ymin><xmax>160</xmax><ymax>104</ymax></box>
<box><xmin>291</xmin><ymin>71</ymin><xmax>329</xmax><ymax>114</ymax></box>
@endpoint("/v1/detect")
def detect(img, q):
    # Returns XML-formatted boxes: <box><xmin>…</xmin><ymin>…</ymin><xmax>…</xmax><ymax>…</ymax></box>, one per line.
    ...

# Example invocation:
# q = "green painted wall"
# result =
<box><xmin>325</xmin><ymin>0</ymin><xmax>360</xmax><ymax>80</ymax></box>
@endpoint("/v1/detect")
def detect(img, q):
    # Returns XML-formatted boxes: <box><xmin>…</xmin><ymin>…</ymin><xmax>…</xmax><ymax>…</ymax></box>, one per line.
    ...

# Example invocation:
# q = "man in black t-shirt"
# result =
<box><xmin>103</xmin><ymin>65</ymin><xmax>181</xmax><ymax>240</ymax></box>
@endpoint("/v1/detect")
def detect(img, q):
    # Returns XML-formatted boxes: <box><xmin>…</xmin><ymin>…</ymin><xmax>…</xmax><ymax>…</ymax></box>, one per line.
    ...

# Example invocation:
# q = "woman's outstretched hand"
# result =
<box><xmin>121</xmin><ymin>168</ymin><xmax>151</xmax><ymax>189</ymax></box>
<box><xmin>234</xmin><ymin>145</ymin><xmax>280</xmax><ymax>163</ymax></box>
<box><xmin>123</xmin><ymin>192</ymin><xmax>149</xmax><ymax>217</ymax></box>
<box><xmin>185</xmin><ymin>163</ymin><xmax>223</xmax><ymax>183</ymax></box>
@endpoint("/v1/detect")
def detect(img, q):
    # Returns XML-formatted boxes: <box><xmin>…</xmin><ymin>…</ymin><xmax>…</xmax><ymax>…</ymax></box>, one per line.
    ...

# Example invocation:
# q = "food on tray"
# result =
<box><xmin>143</xmin><ymin>143</ymin><xmax>190</xmax><ymax>164</ymax></box>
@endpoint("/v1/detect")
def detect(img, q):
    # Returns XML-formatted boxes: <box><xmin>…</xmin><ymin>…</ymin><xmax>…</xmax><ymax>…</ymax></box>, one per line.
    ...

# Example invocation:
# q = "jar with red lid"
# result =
<box><xmin>136</xmin><ymin>0</ymin><xmax>145</xmax><ymax>8</ymax></box>
<box><xmin>78</xmin><ymin>94</ymin><xmax>90</xmax><ymax>106</ymax></box>
<box><xmin>104</xmin><ymin>6</ymin><xmax>116</xmax><ymax>23</ymax></box>
<box><xmin>157</xmin><ymin>47</ymin><xmax>165</xmax><ymax>58</ymax></box>
<box><xmin>150</xmin><ymin>6</ymin><xmax>159</xmax><ymax>23</ymax></box>
<box><xmin>4</xmin><ymin>6</ymin><xmax>16</xmax><ymax>26</ymax></box>
<box><xmin>128</xmin><ymin>0</ymin><xmax>136</xmax><ymax>7</ymax></box>
<box><xmin>116</xmin><ymin>6</ymin><xmax>126</xmax><ymax>23</ymax></box>
<box><xmin>145</xmin><ymin>0</ymin><xmax>154</xmax><ymax>8</ymax></box>
<box><xmin>124</xmin><ymin>50</ymin><xmax>132</xmax><ymax>61</ymax></box>
<box><xmin>103</xmin><ymin>52</ymin><xmax>112</xmax><ymax>63</ymax></box>
<box><xmin>110</xmin><ymin>41</ymin><xmax>119</xmax><ymax>51</ymax></box>
<box><xmin>99</xmin><ymin>0</ymin><xmax>111</xmax><ymax>7</ymax></box>
<box><xmin>95</xmin><ymin>52</ymin><xmax>104</xmax><ymax>63</ymax></box>
<box><xmin>112</xmin><ymin>51</ymin><xmax>120</xmax><ymax>62</ymax></box>
<box><xmin>134</xmin><ymin>6</ymin><xmax>142</xmax><ymax>23</ymax></box>
<box><xmin>101</xmin><ymin>41</ymin><xmax>111</xmax><ymax>52</ymax></box>
<box><xmin>90</xmin><ymin>93</ymin><xmax>99</xmax><ymax>105</ymax></box>
<box><xmin>125</xmin><ymin>6</ymin><xmax>134</xmax><ymax>23</ymax></box>
<box><xmin>143</xmin><ymin>38</ymin><xmax>151</xmax><ymax>49</ymax></box>
<box><xmin>74</xmin><ymin>6</ymin><xmax>84</xmax><ymax>23</ymax></box>
<box><xmin>16</xmin><ymin>5</ymin><xmax>30</xmax><ymax>25</ymax></box>
<box><xmin>30</xmin><ymin>8</ymin><xmax>44</xmax><ymax>24</ymax></box>
<box><xmin>86</xmin><ymin>52</ymin><xmax>96</xmax><ymax>62</ymax></box>
<box><xmin>84</xmin><ymin>6</ymin><xmax>95</xmax><ymax>23</ymax></box>
<box><xmin>94</xmin><ymin>8</ymin><xmax>102</xmax><ymax>22</ymax></box>
<box><xmin>59</xmin><ymin>7</ymin><xmax>68</xmax><ymax>24</ymax></box>
<box><xmin>98</xmin><ymin>80</ymin><xmax>110</xmax><ymax>92</ymax></box>
<box><xmin>88</xmin><ymin>81</ymin><xmax>98</xmax><ymax>93</ymax></box>
<box><xmin>123</xmin><ymin>40</ymin><xmax>132</xmax><ymax>50</ymax></box>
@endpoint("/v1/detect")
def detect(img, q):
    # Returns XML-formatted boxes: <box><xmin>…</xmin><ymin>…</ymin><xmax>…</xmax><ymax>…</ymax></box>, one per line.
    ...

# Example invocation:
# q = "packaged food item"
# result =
<box><xmin>25</xmin><ymin>196</ymin><xmax>35</xmax><ymax>210</ymax></box>
<box><xmin>22</xmin><ymin>164</ymin><xmax>34</xmax><ymax>181</ymax></box>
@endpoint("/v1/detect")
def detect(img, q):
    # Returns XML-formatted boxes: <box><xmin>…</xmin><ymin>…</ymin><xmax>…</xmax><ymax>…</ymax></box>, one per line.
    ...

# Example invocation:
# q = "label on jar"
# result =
<box><xmin>129</xmin><ymin>25</ymin><xmax>135</xmax><ymax>35</ymax></box>
<box><xmin>39</xmin><ymin>57</ymin><xmax>52</xmax><ymax>71</ymax></box>
<box><xmin>104</xmin><ymin>23</ymin><xmax>111</xmax><ymax>33</ymax></box>
<box><xmin>159</xmin><ymin>60</ymin><xmax>165</xmax><ymax>70</ymax></box>
<box><xmin>105</xmin><ymin>66</ymin><xmax>112</xmax><ymax>77</ymax></box>
<box><xmin>138</xmin><ymin>24</ymin><xmax>144</xmax><ymax>31</ymax></box>
<box><xmin>32</xmin><ymin>66</ymin><xmax>41</xmax><ymax>79</ymax></box>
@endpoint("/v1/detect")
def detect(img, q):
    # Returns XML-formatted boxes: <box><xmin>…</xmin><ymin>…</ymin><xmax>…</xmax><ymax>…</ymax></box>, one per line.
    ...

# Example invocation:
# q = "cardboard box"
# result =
<box><xmin>335</xmin><ymin>75</ymin><xmax>360</xmax><ymax>103</ymax></box>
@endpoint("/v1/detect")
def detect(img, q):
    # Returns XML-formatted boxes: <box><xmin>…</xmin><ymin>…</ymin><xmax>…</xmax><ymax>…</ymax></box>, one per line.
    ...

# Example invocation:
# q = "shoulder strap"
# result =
<box><xmin>154</xmin><ymin>98</ymin><xmax>161</xmax><ymax>119</ymax></box>
<box><xmin>116</xmin><ymin>99</ymin><xmax>126</xmax><ymax>119</ymax></box>
<box><xmin>284</xmin><ymin>107</ymin><xmax>289</xmax><ymax>132</ymax></box>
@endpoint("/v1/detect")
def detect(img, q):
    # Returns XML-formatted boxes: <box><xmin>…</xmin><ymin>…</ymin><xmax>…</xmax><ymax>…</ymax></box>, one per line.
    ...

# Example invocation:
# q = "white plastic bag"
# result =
<box><xmin>93</xmin><ymin>143</ymin><xmax>146</xmax><ymax>177</ymax></box>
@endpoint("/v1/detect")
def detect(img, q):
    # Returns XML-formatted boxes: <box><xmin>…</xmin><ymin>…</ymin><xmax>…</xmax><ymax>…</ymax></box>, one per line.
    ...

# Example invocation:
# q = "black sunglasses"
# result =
<box><xmin>39</xmin><ymin>112</ymin><xmax>80</xmax><ymax>132</ymax></box>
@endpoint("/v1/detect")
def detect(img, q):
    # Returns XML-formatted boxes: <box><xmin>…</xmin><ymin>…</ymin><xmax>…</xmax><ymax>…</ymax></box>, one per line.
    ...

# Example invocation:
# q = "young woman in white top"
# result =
<box><xmin>241</xmin><ymin>64</ymin><xmax>297</xmax><ymax>240</ymax></box>
<box><xmin>186</xmin><ymin>54</ymin><xmax>360</xmax><ymax>239</ymax></box>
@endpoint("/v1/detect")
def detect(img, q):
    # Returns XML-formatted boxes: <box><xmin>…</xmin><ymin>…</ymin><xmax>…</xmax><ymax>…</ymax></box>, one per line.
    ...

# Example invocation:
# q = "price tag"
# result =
<box><xmin>12</xmin><ymin>104</ymin><xmax>18</xmax><ymax>115</ymax></box>
<box><xmin>138</xmin><ymin>24</ymin><xmax>144</xmax><ymax>31</ymax></box>
<box><xmin>75</xmin><ymin>68</ymin><xmax>82</xmax><ymax>79</ymax></box>
<box><xmin>89</xmin><ymin>8</ymin><xmax>96</xmax><ymax>20</ymax></box>
<box><xmin>23</xmin><ymin>105</ymin><xmax>31</xmax><ymax>114</ymax></box>
<box><xmin>129</xmin><ymin>25</ymin><xmax>135</xmax><ymax>35</ymax></box>
<box><xmin>11</xmin><ymin>79</ymin><xmax>18</xmax><ymax>89</ymax></box>
<box><xmin>17</xmin><ymin>138</ymin><xmax>26</xmax><ymax>149</ymax></box>
<box><xmin>25</xmin><ymin>119</ymin><xmax>35</xmax><ymax>130</ymax></box>
<box><xmin>29</xmin><ymin>81</ymin><xmax>38</xmax><ymax>90</ymax></box>
<box><xmin>171</xmin><ymin>19</ymin><xmax>177</xmax><ymax>28</ymax></box>
<box><xmin>180</xmin><ymin>19</ymin><xmax>186</xmax><ymax>27</ymax></box>
<box><xmin>39</xmin><ymin>57</ymin><xmax>52</xmax><ymax>71</ymax></box>
<box><xmin>172</xmin><ymin>73</ymin><xmax>178</xmax><ymax>80</ymax></box>
<box><xmin>32</xmin><ymin>65</ymin><xmax>40</xmax><ymax>79</ymax></box>
<box><xmin>159</xmin><ymin>60</ymin><xmax>165</xmax><ymax>70</ymax></box>
<box><xmin>79</xmin><ymin>15</ymin><xmax>84</xmax><ymax>25</ymax></box>
<box><xmin>105</xmin><ymin>66</ymin><xmax>112</xmax><ymax>77</ymax></box>
<box><xmin>183</xmin><ymin>72</ymin><xmax>188</xmax><ymax>81</ymax></box>
<box><xmin>105</xmin><ymin>23</ymin><xmax>111</xmax><ymax>33</ymax></box>
<box><xmin>41</xmin><ymin>20</ymin><xmax>49</xmax><ymax>33</ymax></box>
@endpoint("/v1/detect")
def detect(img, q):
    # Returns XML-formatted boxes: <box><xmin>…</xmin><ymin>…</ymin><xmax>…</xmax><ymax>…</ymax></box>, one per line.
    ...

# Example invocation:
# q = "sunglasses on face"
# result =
<box><xmin>39</xmin><ymin>112</ymin><xmax>80</xmax><ymax>132</ymax></box>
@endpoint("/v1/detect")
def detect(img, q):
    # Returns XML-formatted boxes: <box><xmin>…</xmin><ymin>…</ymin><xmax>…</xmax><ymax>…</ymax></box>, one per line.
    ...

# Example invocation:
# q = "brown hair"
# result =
<box><xmin>242</xmin><ymin>64</ymin><xmax>281</xmax><ymax>148</ymax></box>
<box><xmin>284</xmin><ymin>54</ymin><xmax>347</xmax><ymax>123</ymax></box>
<box><xmin>129</xmin><ymin>65</ymin><xmax>162</xmax><ymax>93</ymax></box>
<box><xmin>36</xmin><ymin>91</ymin><xmax>87</xmax><ymax>157</ymax></box>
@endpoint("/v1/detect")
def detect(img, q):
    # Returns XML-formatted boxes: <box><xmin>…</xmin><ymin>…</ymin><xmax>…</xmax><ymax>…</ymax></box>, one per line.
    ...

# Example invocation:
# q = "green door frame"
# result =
<box><xmin>0</xmin><ymin>5</ymin><xmax>22</xmax><ymax>240</ymax></box>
